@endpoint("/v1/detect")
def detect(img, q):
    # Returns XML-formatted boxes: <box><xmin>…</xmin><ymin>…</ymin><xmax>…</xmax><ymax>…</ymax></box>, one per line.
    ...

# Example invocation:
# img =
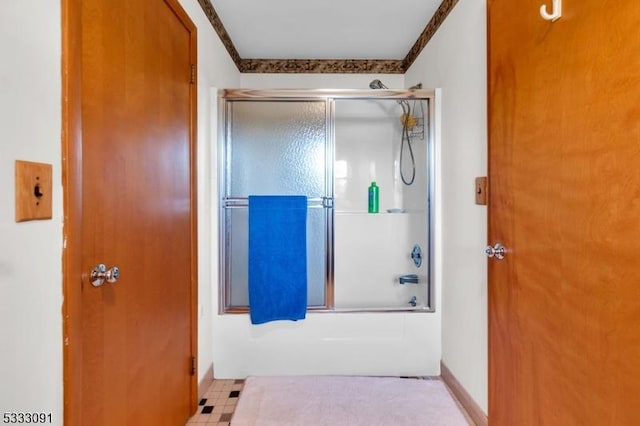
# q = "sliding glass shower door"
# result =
<box><xmin>220</xmin><ymin>100</ymin><xmax>333</xmax><ymax>310</ymax></box>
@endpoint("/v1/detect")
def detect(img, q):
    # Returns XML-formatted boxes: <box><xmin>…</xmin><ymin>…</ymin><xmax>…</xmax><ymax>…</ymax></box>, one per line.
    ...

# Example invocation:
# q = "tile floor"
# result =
<box><xmin>186</xmin><ymin>379</ymin><xmax>244</xmax><ymax>425</ymax></box>
<box><xmin>186</xmin><ymin>376</ymin><xmax>473</xmax><ymax>425</ymax></box>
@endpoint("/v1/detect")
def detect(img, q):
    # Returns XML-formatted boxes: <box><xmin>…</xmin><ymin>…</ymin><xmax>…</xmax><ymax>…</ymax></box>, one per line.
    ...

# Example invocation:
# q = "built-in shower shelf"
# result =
<box><xmin>335</xmin><ymin>212</ymin><xmax>413</xmax><ymax>216</ymax></box>
<box><xmin>336</xmin><ymin>210</ymin><xmax>425</xmax><ymax>215</ymax></box>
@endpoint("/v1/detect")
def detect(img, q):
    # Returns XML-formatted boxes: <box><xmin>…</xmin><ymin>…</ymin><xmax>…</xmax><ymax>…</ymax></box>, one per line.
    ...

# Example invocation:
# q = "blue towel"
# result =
<box><xmin>248</xmin><ymin>195</ymin><xmax>308</xmax><ymax>324</ymax></box>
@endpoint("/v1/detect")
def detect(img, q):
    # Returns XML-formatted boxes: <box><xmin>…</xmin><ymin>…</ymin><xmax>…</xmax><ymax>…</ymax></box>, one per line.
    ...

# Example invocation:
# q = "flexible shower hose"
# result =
<box><xmin>400</xmin><ymin>103</ymin><xmax>416</xmax><ymax>186</ymax></box>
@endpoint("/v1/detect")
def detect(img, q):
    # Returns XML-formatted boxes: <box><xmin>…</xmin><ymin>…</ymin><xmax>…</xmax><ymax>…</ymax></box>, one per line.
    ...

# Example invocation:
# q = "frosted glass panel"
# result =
<box><xmin>227</xmin><ymin>209</ymin><xmax>249</xmax><ymax>306</ymax></box>
<box><xmin>306</xmin><ymin>208</ymin><xmax>327</xmax><ymax>306</ymax></box>
<box><xmin>227</xmin><ymin>208</ymin><xmax>327</xmax><ymax>307</ymax></box>
<box><xmin>227</xmin><ymin>101</ymin><xmax>326</xmax><ymax>197</ymax></box>
<box><xmin>224</xmin><ymin>100</ymin><xmax>329</xmax><ymax>309</ymax></box>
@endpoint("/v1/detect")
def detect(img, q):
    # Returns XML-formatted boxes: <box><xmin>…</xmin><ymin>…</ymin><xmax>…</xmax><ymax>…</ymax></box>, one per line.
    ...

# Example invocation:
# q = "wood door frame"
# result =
<box><xmin>61</xmin><ymin>1</ymin><xmax>198</xmax><ymax>423</ymax></box>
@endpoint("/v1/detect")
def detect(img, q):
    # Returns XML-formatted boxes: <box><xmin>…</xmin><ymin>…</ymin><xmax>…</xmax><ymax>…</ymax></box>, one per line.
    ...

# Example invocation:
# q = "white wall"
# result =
<box><xmin>405</xmin><ymin>0</ymin><xmax>488</xmax><ymax>414</ymax></box>
<box><xmin>0</xmin><ymin>1</ymin><xmax>63</xmax><ymax>421</ymax></box>
<box><xmin>241</xmin><ymin>73</ymin><xmax>404</xmax><ymax>90</ymax></box>
<box><xmin>0</xmin><ymin>0</ymin><xmax>239</xmax><ymax>420</ymax></box>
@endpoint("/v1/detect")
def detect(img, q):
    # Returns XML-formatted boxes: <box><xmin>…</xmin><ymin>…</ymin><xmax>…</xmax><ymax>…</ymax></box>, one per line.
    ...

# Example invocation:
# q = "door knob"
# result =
<box><xmin>90</xmin><ymin>263</ymin><xmax>120</xmax><ymax>287</ymax></box>
<box><xmin>485</xmin><ymin>243</ymin><xmax>506</xmax><ymax>260</ymax></box>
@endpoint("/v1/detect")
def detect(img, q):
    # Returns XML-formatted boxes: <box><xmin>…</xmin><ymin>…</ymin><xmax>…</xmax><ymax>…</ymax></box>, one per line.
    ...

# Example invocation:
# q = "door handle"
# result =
<box><xmin>90</xmin><ymin>263</ymin><xmax>120</xmax><ymax>287</ymax></box>
<box><xmin>485</xmin><ymin>243</ymin><xmax>506</xmax><ymax>260</ymax></box>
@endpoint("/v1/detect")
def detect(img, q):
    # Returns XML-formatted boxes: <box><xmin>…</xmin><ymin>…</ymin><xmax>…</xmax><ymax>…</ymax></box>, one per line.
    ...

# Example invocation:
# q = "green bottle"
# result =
<box><xmin>368</xmin><ymin>181</ymin><xmax>379</xmax><ymax>213</ymax></box>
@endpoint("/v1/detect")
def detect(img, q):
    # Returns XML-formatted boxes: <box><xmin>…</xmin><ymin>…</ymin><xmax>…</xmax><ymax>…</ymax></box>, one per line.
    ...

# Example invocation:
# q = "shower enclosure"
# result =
<box><xmin>218</xmin><ymin>89</ymin><xmax>435</xmax><ymax>314</ymax></box>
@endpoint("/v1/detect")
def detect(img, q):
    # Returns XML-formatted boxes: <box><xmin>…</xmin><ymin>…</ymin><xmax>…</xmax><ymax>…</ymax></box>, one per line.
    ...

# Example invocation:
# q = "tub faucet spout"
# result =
<box><xmin>399</xmin><ymin>274</ymin><xmax>419</xmax><ymax>284</ymax></box>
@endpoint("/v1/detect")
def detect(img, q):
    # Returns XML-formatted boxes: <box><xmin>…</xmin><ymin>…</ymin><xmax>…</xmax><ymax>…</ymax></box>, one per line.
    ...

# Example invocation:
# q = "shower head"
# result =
<box><xmin>369</xmin><ymin>79</ymin><xmax>388</xmax><ymax>90</ymax></box>
<box><xmin>369</xmin><ymin>79</ymin><xmax>411</xmax><ymax>113</ymax></box>
<box><xmin>370</xmin><ymin>80</ymin><xmax>423</xmax><ymax>91</ymax></box>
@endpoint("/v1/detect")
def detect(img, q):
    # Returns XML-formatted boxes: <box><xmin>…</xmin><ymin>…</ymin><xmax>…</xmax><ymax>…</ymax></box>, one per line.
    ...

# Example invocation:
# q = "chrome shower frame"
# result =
<box><xmin>217</xmin><ymin>88</ymin><xmax>437</xmax><ymax>314</ymax></box>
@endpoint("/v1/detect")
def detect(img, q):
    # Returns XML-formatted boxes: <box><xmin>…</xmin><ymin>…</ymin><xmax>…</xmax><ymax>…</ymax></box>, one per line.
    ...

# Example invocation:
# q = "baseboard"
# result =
<box><xmin>198</xmin><ymin>363</ymin><xmax>214</xmax><ymax>398</ymax></box>
<box><xmin>440</xmin><ymin>361</ymin><xmax>488</xmax><ymax>426</ymax></box>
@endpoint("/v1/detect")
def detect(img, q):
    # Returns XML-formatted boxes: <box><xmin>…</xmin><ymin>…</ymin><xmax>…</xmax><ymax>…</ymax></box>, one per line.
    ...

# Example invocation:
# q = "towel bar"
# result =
<box><xmin>223</xmin><ymin>197</ymin><xmax>333</xmax><ymax>208</ymax></box>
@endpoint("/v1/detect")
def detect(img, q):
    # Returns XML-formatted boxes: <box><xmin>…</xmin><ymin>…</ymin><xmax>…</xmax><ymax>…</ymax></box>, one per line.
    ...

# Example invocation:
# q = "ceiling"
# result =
<box><xmin>200</xmin><ymin>0</ymin><xmax>458</xmax><ymax>73</ymax></box>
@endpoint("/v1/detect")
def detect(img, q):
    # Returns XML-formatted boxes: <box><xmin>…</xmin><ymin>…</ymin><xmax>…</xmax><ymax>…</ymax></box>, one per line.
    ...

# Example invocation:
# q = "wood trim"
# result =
<box><xmin>61</xmin><ymin>0</ymin><xmax>84</xmax><ymax>423</ymax></box>
<box><xmin>441</xmin><ymin>361</ymin><xmax>488</xmax><ymax>426</ymax></box>
<box><xmin>196</xmin><ymin>0</ymin><xmax>459</xmax><ymax>74</ymax></box>
<box><xmin>164</xmin><ymin>0</ymin><xmax>200</xmax><ymax>415</ymax></box>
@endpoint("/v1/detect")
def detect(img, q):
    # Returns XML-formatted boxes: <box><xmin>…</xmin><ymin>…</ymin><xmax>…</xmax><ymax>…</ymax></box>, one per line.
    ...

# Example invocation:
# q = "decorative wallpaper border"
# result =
<box><xmin>197</xmin><ymin>0</ymin><xmax>459</xmax><ymax>74</ymax></box>
<box><xmin>196</xmin><ymin>0</ymin><xmax>242</xmax><ymax>65</ymax></box>
<box><xmin>239</xmin><ymin>59</ymin><xmax>405</xmax><ymax>74</ymax></box>
<box><xmin>403</xmin><ymin>0</ymin><xmax>460</xmax><ymax>70</ymax></box>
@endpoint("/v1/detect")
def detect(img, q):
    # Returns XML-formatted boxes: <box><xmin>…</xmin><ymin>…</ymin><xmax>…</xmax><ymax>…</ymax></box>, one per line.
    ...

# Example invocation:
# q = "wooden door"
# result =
<box><xmin>488</xmin><ymin>1</ymin><xmax>640</xmax><ymax>424</ymax></box>
<box><xmin>62</xmin><ymin>0</ymin><xmax>198</xmax><ymax>424</ymax></box>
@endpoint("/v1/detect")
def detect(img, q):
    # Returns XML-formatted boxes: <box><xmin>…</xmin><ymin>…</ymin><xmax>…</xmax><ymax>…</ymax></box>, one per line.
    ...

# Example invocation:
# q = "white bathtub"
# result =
<box><xmin>212</xmin><ymin>310</ymin><xmax>441</xmax><ymax>379</ymax></box>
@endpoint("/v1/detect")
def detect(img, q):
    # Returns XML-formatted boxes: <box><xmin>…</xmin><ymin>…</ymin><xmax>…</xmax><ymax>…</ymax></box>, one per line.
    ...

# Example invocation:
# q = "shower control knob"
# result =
<box><xmin>485</xmin><ymin>243</ymin><xmax>506</xmax><ymax>260</ymax></box>
<box><xmin>411</xmin><ymin>245</ymin><xmax>423</xmax><ymax>267</ymax></box>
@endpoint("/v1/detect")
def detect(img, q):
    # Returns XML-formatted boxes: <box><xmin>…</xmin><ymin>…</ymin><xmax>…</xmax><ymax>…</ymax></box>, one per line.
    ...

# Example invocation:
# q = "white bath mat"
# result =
<box><xmin>231</xmin><ymin>376</ymin><xmax>470</xmax><ymax>426</ymax></box>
